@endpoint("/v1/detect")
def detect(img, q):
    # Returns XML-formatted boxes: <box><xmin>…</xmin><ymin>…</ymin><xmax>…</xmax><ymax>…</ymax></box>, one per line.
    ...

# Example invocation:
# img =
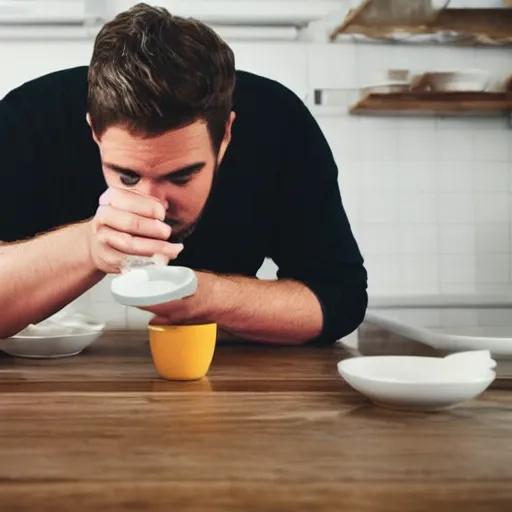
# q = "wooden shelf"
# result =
<box><xmin>350</xmin><ymin>92</ymin><xmax>512</xmax><ymax>116</ymax></box>
<box><xmin>330</xmin><ymin>6</ymin><xmax>512</xmax><ymax>46</ymax></box>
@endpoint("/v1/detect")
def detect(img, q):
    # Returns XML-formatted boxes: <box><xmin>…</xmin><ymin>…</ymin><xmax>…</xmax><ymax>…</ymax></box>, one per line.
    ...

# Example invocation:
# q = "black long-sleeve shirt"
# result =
<box><xmin>0</xmin><ymin>66</ymin><xmax>367</xmax><ymax>344</ymax></box>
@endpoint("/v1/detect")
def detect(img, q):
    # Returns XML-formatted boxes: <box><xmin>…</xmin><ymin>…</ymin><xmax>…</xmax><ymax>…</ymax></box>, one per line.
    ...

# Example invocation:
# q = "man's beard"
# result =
<box><xmin>168</xmin><ymin>220</ymin><xmax>199</xmax><ymax>244</ymax></box>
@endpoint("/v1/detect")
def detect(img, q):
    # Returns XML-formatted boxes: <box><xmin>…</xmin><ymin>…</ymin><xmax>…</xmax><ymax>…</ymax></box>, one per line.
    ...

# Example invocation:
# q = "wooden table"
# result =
<box><xmin>1</xmin><ymin>328</ymin><xmax>512</xmax><ymax>512</ymax></box>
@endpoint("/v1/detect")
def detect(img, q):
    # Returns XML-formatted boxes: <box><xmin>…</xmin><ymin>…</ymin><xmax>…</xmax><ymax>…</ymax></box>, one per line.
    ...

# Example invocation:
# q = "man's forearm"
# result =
<box><xmin>0</xmin><ymin>221</ymin><xmax>104</xmax><ymax>338</ymax></box>
<box><xmin>210</xmin><ymin>274</ymin><xmax>324</xmax><ymax>345</ymax></box>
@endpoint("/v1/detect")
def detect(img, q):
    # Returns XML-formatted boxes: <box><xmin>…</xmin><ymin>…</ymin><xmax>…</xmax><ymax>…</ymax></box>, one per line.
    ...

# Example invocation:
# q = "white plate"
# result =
<box><xmin>0</xmin><ymin>330</ymin><xmax>103</xmax><ymax>359</ymax></box>
<box><xmin>0</xmin><ymin>308</ymin><xmax>105</xmax><ymax>359</ymax></box>
<box><xmin>337</xmin><ymin>356</ymin><xmax>496</xmax><ymax>412</ymax></box>
<box><xmin>339</xmin><ymin>332</ymin><xmax>512</xmax><ymax>379</ymax></box>
<box><xmin>366</xmin><ymin>309</ymin><xmax>512</xmax><ymax>359</ymax></box>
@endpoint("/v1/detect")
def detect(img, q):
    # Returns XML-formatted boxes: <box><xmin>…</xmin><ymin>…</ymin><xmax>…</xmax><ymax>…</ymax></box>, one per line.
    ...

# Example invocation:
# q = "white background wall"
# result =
<box><xmin>1</xmin><ymin>8</ymin><xmax>512</xmax><ymax>330</ymax></box>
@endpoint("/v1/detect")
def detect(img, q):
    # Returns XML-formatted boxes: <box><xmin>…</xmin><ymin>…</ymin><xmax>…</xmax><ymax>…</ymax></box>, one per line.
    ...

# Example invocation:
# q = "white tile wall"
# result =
<box><xmin>311</xmin><ymin>43</ymin><xmax>512</xmax><ymax>302</ymax></box>
<box><xmin>2</xmin><ymin>26</ymin><xmax>512</xmax><ymax>329</ymax></box>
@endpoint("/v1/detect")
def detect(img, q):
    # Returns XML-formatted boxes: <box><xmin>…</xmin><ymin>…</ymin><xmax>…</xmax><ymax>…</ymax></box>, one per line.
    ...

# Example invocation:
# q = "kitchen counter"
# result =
<box><xmin>1</xmin><ymin>328</ymin><xmax>512</xmax><ymax>512</ymax></box>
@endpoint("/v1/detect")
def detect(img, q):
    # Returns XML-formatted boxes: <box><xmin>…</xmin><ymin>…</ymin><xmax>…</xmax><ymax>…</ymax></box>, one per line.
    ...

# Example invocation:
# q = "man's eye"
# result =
<box><xmin>169</xmin><ymin>175</ymin><xmax>191</xmax><ymax>186</ymax></box>
<box><xmin>120</xmin><ymin>173</ymin><xmax>140</xmax><ymax>186</ymax></box>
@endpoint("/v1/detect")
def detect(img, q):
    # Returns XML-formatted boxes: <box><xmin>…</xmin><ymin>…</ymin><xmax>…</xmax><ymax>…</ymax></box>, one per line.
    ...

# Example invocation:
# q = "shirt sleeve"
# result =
<box><xmin>268</xmin><ymin>85</ymin><xmax>368</xmax><ymax>344</ymax></box>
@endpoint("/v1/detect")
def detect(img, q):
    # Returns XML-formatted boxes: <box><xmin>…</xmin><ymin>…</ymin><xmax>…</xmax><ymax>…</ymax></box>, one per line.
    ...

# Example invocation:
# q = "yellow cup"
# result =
<box><xmin>148</xmin><ymin>323</ymin><xmax>217</xmax><ymax>381</ymax></box>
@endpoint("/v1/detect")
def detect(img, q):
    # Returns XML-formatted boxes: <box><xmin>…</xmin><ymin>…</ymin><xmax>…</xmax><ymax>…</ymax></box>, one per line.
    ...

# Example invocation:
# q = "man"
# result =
<box><xmin>0</xmin><ymin>3</ymin><xmax>367</xmax><ymax>345</ymax></box>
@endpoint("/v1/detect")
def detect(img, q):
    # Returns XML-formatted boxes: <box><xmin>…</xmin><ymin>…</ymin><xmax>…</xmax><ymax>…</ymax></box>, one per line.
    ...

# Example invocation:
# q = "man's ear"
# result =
<box><xmin>86</xmin><ymin>113</ymin><xmax>100</xmax><ymax>145</ymax></box>
<box><xmin>217</xmin><ymin>111</ymin><xmax>236</xmax><ymax>165</ymax></box>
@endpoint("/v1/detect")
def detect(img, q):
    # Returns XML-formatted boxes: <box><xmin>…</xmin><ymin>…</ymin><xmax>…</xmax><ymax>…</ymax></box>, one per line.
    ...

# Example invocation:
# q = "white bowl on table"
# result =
<box><xmin>0</xmin><ymin>309</ymin><xmax>105</xmax><ymax>359</ymax></box>
<box><xmin>337</xmin><ymin>352</ymin><xmax>496</xmax><ymax>412</ymax></box>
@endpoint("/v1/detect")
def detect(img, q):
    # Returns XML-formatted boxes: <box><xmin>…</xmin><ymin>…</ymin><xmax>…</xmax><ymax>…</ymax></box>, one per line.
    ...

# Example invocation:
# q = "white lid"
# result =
<box><xmin>110</xmin><ymin>266</ymin><xmax>198</xmax><ymax>307</ymax></box>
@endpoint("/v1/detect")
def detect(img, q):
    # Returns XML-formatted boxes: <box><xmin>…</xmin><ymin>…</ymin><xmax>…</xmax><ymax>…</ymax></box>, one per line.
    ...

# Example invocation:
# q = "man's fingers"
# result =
<box><xmin>96</xmin><ymin>225</ymin><xmax>183</xmax><ymax>259</ymax></box>
<box><xmin>100</xmin><ymin>187</ymin><xmax>168</xmax><ymax>220</ymax></box>
<box><xmin>148</xmin><ymin>315</ymin><xmax>170</xmax><ymax>325</ymax></box>
<box><xmin>96</xmin><ymin>205</ymin><xmax>171</xmax><ymax>240</ymax></box>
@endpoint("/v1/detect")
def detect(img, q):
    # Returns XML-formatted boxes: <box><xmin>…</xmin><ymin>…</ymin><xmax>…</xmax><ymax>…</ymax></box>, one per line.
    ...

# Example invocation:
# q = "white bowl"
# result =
<box><xmin>337</xmin><ymin>356</ymin><xmax>496</xmax><ymax>412</ymax></box>
<box><xmin>0</xmin><ymin>330</ymin><xmax>104</xmax><ymax>359</ymax></box>
<box><xmin>0</xmin><ymin>309</ymin><xmax>105</xmax><ymax>359</ymax></box>
<box><xmin>365</xmin><ymin>309</ymin><xmax>512</xmax><ymax>360</ymax></box>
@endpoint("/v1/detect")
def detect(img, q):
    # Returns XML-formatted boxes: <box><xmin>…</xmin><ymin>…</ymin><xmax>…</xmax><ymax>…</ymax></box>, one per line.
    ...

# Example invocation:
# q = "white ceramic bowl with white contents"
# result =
<box><xmin>337</xmin><ymin>353</ymin><xmax>496</xmax><ymax>412</ymax></box>
<box><xmin>0</xmin><ymin>309</ymin><xmax>105</xmax><ymax>359</ymax></box>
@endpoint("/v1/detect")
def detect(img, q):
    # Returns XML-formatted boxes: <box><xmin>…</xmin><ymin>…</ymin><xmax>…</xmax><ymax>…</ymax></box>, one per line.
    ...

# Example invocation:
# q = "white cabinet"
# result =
<box><xmin>105</xmin><ymin>1</ymin><xmax>342</xmax><ymax>26</ymax></box>
<box><xmin>0</xmin><ymin>0</ymin><xmax>104</xmax><ymax>23</ymax></box>
<box><xmin>230</xmin><ymin>42</ymin><xmax>308</xmax><ymax>100</ymax></box>
<box><xmin>0</xmin><ymin>41</ymin><xmax>93</xmax><ymax>97</ymax></box>
<box><xmin>307</xmin><ymin>44</ymin><xmax>357</xmax><ymax>91</ymax></box>
<box><xmin>0</xmin><ymin>40</ymin><xmax>310</xmax><ymax>101</ymax></box>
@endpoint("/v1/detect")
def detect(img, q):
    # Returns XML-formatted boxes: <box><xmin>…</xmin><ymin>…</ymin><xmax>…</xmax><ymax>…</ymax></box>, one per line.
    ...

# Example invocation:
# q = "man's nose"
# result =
<box><xmin>137</xmin><ymin>181</ymin><xmax>168</xmax><ymax>205</ymax></box>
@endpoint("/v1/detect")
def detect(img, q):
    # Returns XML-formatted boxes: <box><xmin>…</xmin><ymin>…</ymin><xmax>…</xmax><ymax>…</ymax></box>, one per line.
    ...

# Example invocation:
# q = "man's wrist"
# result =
<box><xmin>73</xmin><ymin>220</ymin><xmax>98</xmax><ymax>272</ymax></box>
<box><xmin>66</xmin><ymin>219</ymin><xmax>105</xmax><ymax>280</ymax></box>
<box><xmin>197</xmin><ymin>271</ymin><xmax>241</xmax><ymax>324</ymax></box>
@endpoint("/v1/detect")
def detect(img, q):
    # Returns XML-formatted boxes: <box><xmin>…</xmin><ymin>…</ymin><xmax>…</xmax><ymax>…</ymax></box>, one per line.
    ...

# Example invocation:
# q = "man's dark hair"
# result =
<box><xmin>87</xmin><ymin>3</ymin><xmax>236</xmax><ymax>150</ymax></box>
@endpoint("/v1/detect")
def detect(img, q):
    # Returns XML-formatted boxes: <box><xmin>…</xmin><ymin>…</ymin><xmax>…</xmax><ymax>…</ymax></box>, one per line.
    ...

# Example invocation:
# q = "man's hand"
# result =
<box><xmin>140</xmin><ymin>271</ymin><xmax>221</xmax><ymax>326</ymax></box>
<box><xmin>86</xmin><ymin>187</ymin><xmax>184</xmax><ymax>274</ymax></box>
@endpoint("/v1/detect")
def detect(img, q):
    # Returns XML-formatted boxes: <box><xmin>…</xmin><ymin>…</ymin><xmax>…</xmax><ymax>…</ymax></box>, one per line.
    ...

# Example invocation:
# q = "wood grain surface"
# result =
<box><xmin>350</xmin><ymin>92</ymin><xmax>512</xmax><ymax>116</ymax></box>
<box><xmin>1</xmin><ymin>329</ymin><xmax>512</xmax><ymax>512</ymax></box>
<box><xmin>330</xmin><ymin>6</ymin><xmax>512</xmax><ymax>45</ymax></box>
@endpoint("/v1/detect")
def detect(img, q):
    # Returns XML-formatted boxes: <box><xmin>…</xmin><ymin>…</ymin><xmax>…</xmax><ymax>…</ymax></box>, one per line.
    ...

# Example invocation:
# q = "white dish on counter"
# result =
<box><xmin>365</xmin><ymin>309</ymin><xmax>512</xmax><ymax>359</ymax></box>
<box><xmin>0</xmin><ymin>331</ymin><xmax>104</xmax><ymax>359</ymax></box>
<box><xmin>0</xmin><ymin>309</ymin><xmax>105</xmax><ymax>359</ymax></box>
<box><xmin>337</xmin><ymin>353</ymin><xmax>496</xmax><ymax>412</ymax></box>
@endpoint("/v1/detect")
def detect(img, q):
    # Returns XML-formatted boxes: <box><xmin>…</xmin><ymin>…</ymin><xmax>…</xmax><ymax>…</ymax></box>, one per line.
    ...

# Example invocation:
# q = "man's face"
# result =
<box><xmin>90</xmin><ymin>116</ymin><xmax>233</xmax><ymax>242</ymax></box>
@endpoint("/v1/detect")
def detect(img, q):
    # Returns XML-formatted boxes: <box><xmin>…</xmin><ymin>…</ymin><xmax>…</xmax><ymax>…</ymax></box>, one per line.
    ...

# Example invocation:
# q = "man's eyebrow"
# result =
<box><xmin>103</xmin><ymin>162</ymin><xmax>206</xmax><ymax>178</ymax></box>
